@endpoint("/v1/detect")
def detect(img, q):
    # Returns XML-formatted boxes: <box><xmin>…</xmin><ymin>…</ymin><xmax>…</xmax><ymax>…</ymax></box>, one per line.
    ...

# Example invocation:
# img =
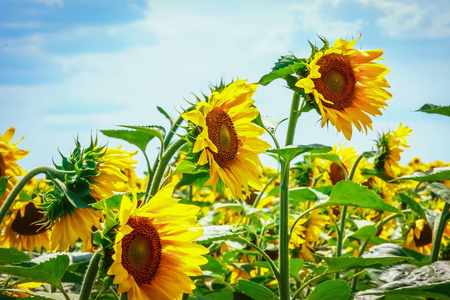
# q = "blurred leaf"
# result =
<box><xmin>361</xmin><ymin>168</ymin><xmax>395</xmax><ymax>182</ymax></box>
<box><xmin>0</xmin><ymin>248</ymin><xmax>30</xmax><ymax>265</ymax></box>
<box><xmin>315</xmin><ymin>181</ymin><xmax>400</xmax><ymax>213</ymax></box>
<box><xmin>392</xmin><ymin>167</ymin><xmax>450</xmax><ymax>182</ymax></box>
<box><xmin>417</xmin><ymin>103</ymin><xmax>450</xmax><ymax>117</ymax></box>
<box><xmin>0</xmin><ymin>254</ymin><xmax>70</xmax><ymax>289</ymax></box>
<box><xmin>118</xmin><ymin>125</ymin><xmax>166</xmax><ymax>145</ymax></box>
<box><xmin>305</xmin><ymin>280</ymin><xmax>351</xmax><ymax>300</ymax></box>
<box><xmin>258</xmin><ymin>56</ymin><xmax>306</xmax><ymax>86</ymax></box>
<box><xmin>397</xmin><ymin>193</ymin><xmax>427</xmax><ymax>222</ymax></box>
<box><xmin>290</xmin><ymin>258</ymin><xmax>304</xmax><ymax>279</ymax></box>
<box><xmin>322</xmin><ymin>256</ymin><xmax>409</xmax><ymax>273</ymax></box>
<box><xmin>289</xmin><ymin>187</ymin><xmax>329</xmax><ymax>204</ymax></box>
<box><xmin>201</xmin><ymin>255</ymin><xmax>227</xmax><ymax>277</ymax></box>
<box><xmin>0</xmin><ymin>293</ymin><xmax>57</xmax><ymax>300</ymax></box>
<box><xmin>428</xmin><ymin>182</ymin><xmax>450</xmax><ymax>204</ymax></box>
<box><xmin>267</xmin><ymin>144</ymin><xmax>331</xmax><ymax>164</ymax></box>
<box><xmin>0</xmin><ymin>176</ymin><xmax>9</xmax><ymax>198</ymax></box>
<box><xmin>90</xmin><ymin>194</ymin><xmax>123</xmax><ymax>211</ymax></box>
<box><xmin>361</xmin><ymin>282</ymin><xmax>450</xmax><ymax>299</ymax></box>
<box><xmin>237</xmin><ymin>279</ymin><xmax>278</xmax><ymax>300</ymax></box>
<box><xmin>348</xmin><ymin>225</ymin><xmax>377</xmax><ymax>242</ymax></box>
<box><xmin>196</xmin><ymin>226</ymin><xmax>240</xmax><ymax>243</ymax></box>
<box><xmin>100</xmin><ymin>129</ymin><xmax>154</xmax><ymax>153</ymax></box>
<box><xmin>175</xmin><ymin>171</ymin><xmax>209</xmax><ymax>188</ymax></box>
<box><xmin>305</xmin><ymin>153</ymin><xmax>343</xmax><ymax>166</ymax></box>
<box><xmin>172</xmin><ymin>160</ymin><xmax>205</xmax><ymax>175</ymax></box>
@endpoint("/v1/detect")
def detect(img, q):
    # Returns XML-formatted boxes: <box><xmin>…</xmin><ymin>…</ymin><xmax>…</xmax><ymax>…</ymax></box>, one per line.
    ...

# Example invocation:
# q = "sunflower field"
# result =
<box><xmin>1</xmin><ymin>35</ymin><xmax>450</xmax><ymax>300</ymax></box>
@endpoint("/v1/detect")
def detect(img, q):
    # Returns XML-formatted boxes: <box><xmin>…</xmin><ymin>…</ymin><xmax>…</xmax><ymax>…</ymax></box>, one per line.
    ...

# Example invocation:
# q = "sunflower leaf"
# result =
<box><xmin>315</xmin><ymin>181</ymin><xmax>400</xmax><ymax>213</ymax></box>
<box><xmin>100</xmin><ymin>129</ymin><xmax>154</xmax><ymax>153</ymax></box>
<box><xmin>196</xmin><ymin>225</ymin><xmax>240</xmax><ymax>243</ymax></box>
<box><xmin>305</xmin><ymin>153</ymin><xmax>343</xmax><ymax>167</ymax></box>
<box><xmin>267</xmin><ymin>144</ymin><xmax>332</xmax><ymax>164</ymax></box>
<box><xmin>0</xmin><ymin>176</ymin><xmax>9</xmax><ymax>198</ymax></box>
<box><xmin>118</xmin><ymin>125</ymin><xmax>166</xmax><ymax>146</ymax></box>
<box><xmin>157</xmin><ymin>106</ymin><xmax>175</xmax><ymax>126</ymax></box>
<box><xmin>392</xmin><ymin>167</ymin><xmax>450</xmax><ymax>182</ymax></box>
<box><xmin>321</xmin><ymin>256</ymin><xmax>410</xmax><ymax>273</ymax></box>
<box><xmin>305</xmin><ymin>280</ymin><xmax>351</xmax><ymax>300</ymax></box>
<box><xmin>0</xmin><ymin>248</ymin><xmax>30</xmax><ymax>265</ymax></box>
<box><xmin>417</xmin><ymin>103</ymin><xmax>450</xmax><ymax>117</ymax></box>
<box><xmin>237</xmin><ymin>279</ymin><xmax>279</xmax><ymax>300</ymax></box>
<box><xmin>397</xmin><ymin>192</ymin><xmax>428</xmax><ymax>222</ymax></box>
<box><xmin>0</xmin><ymin>254</ymin><xmax>70</xmax><ymax>290</ymax></box>
<box><xmin>259</xmin><ymin>56</ymin><xmax>306</xmax><ymax>86</ymax></box>
<box><xmin>428</xmin><ymin>182</ymin><xmax>450</xmax><ymax>204</ymax></box>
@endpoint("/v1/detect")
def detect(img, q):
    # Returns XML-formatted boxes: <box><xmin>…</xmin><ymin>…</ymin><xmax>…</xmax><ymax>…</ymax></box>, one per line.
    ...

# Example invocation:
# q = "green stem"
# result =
<box><xmin>79</xmin><ymin>252</ymin><xmax>102</xmax><ymax>300</ymax></box>
<box><xmin>285</xmin><ymin>92</ymin><xmax>301</xmax><ymax>146</ymax></box>
<box><xmin>236</xmin><ymin>236</ymin><xmax>281</xmax><ymax>282</ymax></box>
<box><xmin>164</xmin><ymin>110</ymin><xmax>190</xmax><ymax>151</ymax></box>
<box><xmin>289</xmin><ymin>206</ymin><xmax>317</xmax><ymax>237</ymax></box>
<box><xmin>147</xmin><ymin>139</ymin><xmax>187</xmax><ymax>200</ymax></box>
<box><xmin>431</xmin><ymin>202</ymin><xmax>450</xmax><ymax>263</ymax></box>
<box><xmin>348</xmin><ymin>153</ymin><xmax>365</xmax><ymax>181</ymax></box>
<box><xmin>57</xmin><ymin>285</ymin><xmax>71</xmax><ymax>300</ymax></box>
<box><xmin>142</xmin><ymin>151</ymin><xmax>153</xmax><ymax>201</ymax></box>
<box><xmin>0</xmin><ymin>166</ymin><xmax>72</xmax><ymax>225</ymax></box>
<box><xmin>291</xmin><ymin>270</ymin><xmax>329</xmax><ymax>300</ymax></box>
<box><xmin>279</xmin><ymin>160</ymin><xmax>291</xmax><ymax>300</ymax></box>
<box><xmin>119</xmin><ymin>293</ymin><xmax>128</xmax><ymax>300</ymax></box>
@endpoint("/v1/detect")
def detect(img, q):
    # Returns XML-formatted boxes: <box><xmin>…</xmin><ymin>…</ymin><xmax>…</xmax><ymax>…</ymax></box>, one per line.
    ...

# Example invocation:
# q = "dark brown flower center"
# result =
<box><xmin>121</xmin><ymin>216</ymin><xmax>162</xmax><ymax>286</ymax></box>
<box><xmin>413</xmin><ymin>221</ymin><xmax>433</xmax><ymax>247</ymax></box>
<box><xmin>0</xmin><ymin>153</ymin><xmax>6</xmax><ymax>177</ymax></box>
<box><xmin>312</xmin><ymin>53</ymin><xmax>356</xmax><ymax>110</ymax></box>
<box><xmin>205</xmin><ymin>107</ymin><xmax>239</xmax><ymax>168</ymax></box>
<box><xmin>11</xmin><ymin>202</ymin><xmax>49</xmax><ymax>236</ymax></box>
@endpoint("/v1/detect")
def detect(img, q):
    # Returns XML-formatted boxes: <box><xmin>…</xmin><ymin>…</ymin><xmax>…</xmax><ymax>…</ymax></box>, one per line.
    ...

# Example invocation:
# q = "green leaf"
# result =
<box><xmin>315</xmin><ymin>181</ymin><xmax>400</xmax><ymax>213</ymax></box>
<box><xmin>237</xmin><ymin>279</ymin><xmax>278</xmax><ymax>300</ymax></box>
<box><xmin>267</xmin><ymin>144</ymin><xmax>331</xmax><ymax>164</ymax></box>
<box><xmin>172</xmin><ymin>159</ymin><xmax>205</xmax><ymax>175</ymax></box>
<box><xmin>258</xmin><ymin>56</ymin><xmax>306</xmax><ymax>86</ymax></box>
<box><xmin>428</xmin><ymin>182</ymin><xmax>450</xmax><ymax>204</ymax></box>
<box><xmin>290</xmin><ymin>258</ymin><xmax>304</xmax><ymax>279</ymax></box>
<box><xmin>321</xmin><ymin>256</ymin><xmax>409</xmax><ymax>273</ymax></box>
<box><xmin>100</xmin><ymin>129</ymin><xmax>154</xmax><ymax>152</ymax></box>
<box><xmin>348</xmin><ymin>225</ymin><xmax>377</xmax><ymax>242</ymax></box>
<box><xmin>288</xmin><ymin>187</ymin><xmax>329</xmax><ymax>204</ymax></box>
<box><xmin>361</xmin><ymin>168</ymin><xmax>395</xmax><ymax>182</ymax></box>
<box><xmin>118</xmin><ymin>125</ymin><xmax>166</xmax><ymax>145</ymax></box>
<box><xmin>392</xmin><ymin>167</ymin><xmax>450</xmax><ymax>182</ymax></box>
<box><xmin>305</xmin><ymin>153</ymin><xmax>343</xmax><ymax>166</ymax></box>
<box><xmin>90</xmin><ymin>193</ymin><xmax>124</xmax><ymax>210</ymax></box>
<box><xmin>157</xmin><ymin>106</ymin><xmax>175</xmax><ymax>126</ymax></box>
<box><xmin>52</xmin><ymin>178</ymin><xmax>91</xmax><ymax>209</ymax></box>
<box><xmin>196</xmin><ymin>225</ymin><xmax>240</xmax><ymax>243</ymax></box>
<box><xmin>361</xmin><ymin>282</ymin><xmax>450</xmax><ymax>299</ymax></box>
<box><xmin>0</xmin><ymin>176</ymin><xmax>9</xmax><ymax>198</ymax></box>
<box><xmin>0</xmin><ymin>254</ymin><xmax>70</xmax><ymax>289</ymax></box>
<box><xmin>305</xmin><ymin>280</ymin><xmax>351</xmax><ymax>300</ymax></box>
<box><xmin>397</xmin><ymin>193</ymin><xmax>428</xmax><ymax>222</ymax></box>
<box><xmin>417</xmin><ymin>103</ymin><xmax>450</xmax><ymax>117</ymax></box>
<box><xmin>0</xmin><ymin>248</ymin><xmax>30</xmax><ymax>265</ymax></box>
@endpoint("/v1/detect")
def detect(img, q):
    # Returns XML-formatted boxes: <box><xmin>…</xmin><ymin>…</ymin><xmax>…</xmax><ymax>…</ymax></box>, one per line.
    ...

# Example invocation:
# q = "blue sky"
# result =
<box><xmin>1</xmin><ymin>0</ymin><xmax>449</xmax><ymax>176</ymax></box>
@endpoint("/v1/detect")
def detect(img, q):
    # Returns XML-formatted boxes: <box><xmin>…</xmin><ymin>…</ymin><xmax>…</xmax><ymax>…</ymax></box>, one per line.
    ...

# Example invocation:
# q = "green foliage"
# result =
<box><xmin>315</xmin><ymin>181</ymin><xmax>400</xmax><ymax>213</ymax></box>
<box><xmin>321</xmin><ymin>256</ymin><xmax>410</xmax><ymax>273</ymax></box>
<box><xmin>118</xmin><ymin>125</ymin><xmax>166</xmax><ymax>146</ymax></box>
<box><xmin>100</xmin><ymin>129</ymin><xmax>155</xmax><ymax>152</ymax></box>
<box><xmin>196</xmin><ymin>225</ymin><xmax>240</xmax><ymax>243</ymax></box>
<box><xmin>0</xmin><ymin>176</ymin><xmax>9</xmax><ymax>198</ymax></box>
<box><xmin>305</xmin><ymin>280</ymin><xmax>351</xmax><ymax>300</ymax></box>
<box><xmin>237</xmin><ymin>280</ymin><xmax>278</xmax><ymax>300</ymax></box>
<box><xmin>258</xmin><ymin>55</ymin><xmax>306</xmax><ymax>86</ymax></box>
<box><xmin>417</xmin><ymin>103</ymin><xmax>450</xmax><ymax>117</ymax></box>
<box><xmin>0</xmin><ymin>248</ymin><xmax>30</xmax><ymax>265</ymax></box>
<box><xmin>393</xmin><ymin>166</ymin><xmax>450</xmax><ymax>182</ymax></box>
<box><xmin>267</xmin><ymin>144</ymin><xmax>331</xmax><ymax>164</ymax></box>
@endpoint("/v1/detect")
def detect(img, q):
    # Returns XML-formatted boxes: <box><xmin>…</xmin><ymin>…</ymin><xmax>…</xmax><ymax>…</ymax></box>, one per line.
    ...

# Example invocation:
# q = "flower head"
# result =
<box><xmin>108</xmin><ymin>184</ymin><xmax>208</xmax><ymax>300</ymax></box>
<box><xmin>374</xmin><ymin>123</ymin><xmax>412</xmax><ymax>178</ymax></box>
<box><xmin>182</xmin><ymin>79</ymin><xmax>270</xmax><ymax>200</ymax></box>
<box><xmin>296</xmin><ymin>35</ymin><xmax>392</xmax><ymax>140</ymax></box>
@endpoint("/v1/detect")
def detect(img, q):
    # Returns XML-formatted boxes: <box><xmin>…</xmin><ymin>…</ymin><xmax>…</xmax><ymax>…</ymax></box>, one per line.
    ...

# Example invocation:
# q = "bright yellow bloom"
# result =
<box><xmin>182</xmin><ymin>79</ymin><xmax>271</xmax><ymax>200</ymax></box>
<box><xmin>296</xmin><ymin>35</ymin><xmax>392</xmax><ymax>140</ymax></box>
<box><xmin>90</xmin><ymin>146</ymin><xmax>138</xmax><ymax>200</ymax></box>
<box><xmin>0</xmin><ymin>127</ymin><xmax>29</xmax><ymax>206</ymax></box>
<box><xmin>108</xmin><ymin>184</ymin><xmax>208</xmax><ymax>300</ymax></box>
<box><xmin>0</xmin><ymin>199</ymin><xmax>50</xmax><ymax>252</ymax></box>
<box><xmin>375</xmin><ymin>123</ymin><xmax>412</xmax><ymax>178</ymax></box>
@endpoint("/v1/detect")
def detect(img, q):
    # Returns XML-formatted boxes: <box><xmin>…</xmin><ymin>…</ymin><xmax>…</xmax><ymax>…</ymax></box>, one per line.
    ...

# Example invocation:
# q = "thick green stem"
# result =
<box><xmin>79</xmin><ymin>252</ymin><xmax>102</xmax><ymax>300</ymax></box>
<box><xmin>236</xmin><ymin>236</ymin><xmax>281</xmax><ymax>282</ymax></box>
<box><xmin>431</xmin><ymin>202</ymin><xmax>450</xmax><ymax>263</ymax></box>
<box><xmin>285</xmin><ymin>92</ymin><xmax>301</xmax><ymax>146</ymax></box>
<box><xmin>0</xmin><ymin>166</ymin><xmax>72</xmax><ymax>225</ymax></box>
<box><xmin>142</xmin><ymin>151</ymin><xmax>153</xmax><ymax>201</ymax></box>
<box><xmin>279</xmin><ymin>160</ymin><xmax>291</xmax><ymax>300</ymax></box>
<box><xmin>147</xmin><ymin>139</ymin><xmax>187</xmax><ymax>200</ymax></box>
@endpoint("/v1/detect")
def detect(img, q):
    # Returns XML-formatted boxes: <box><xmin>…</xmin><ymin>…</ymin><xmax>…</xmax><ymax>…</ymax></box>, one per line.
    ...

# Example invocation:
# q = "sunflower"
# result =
<box><xmin>0</xmin><ymin>127</ymin><xmax>29</xmax><ymax>206</ymax></box>
<box><xmin>108</xmin><ymin>184</ymin><xmax>208</xmax><ymax>300</ymax></box>
<box><xmin>0</xmin><ymin>199</ymin><xmax>51</xmax><ymax>252</ymax></box>
<box><xmin>404</xmin><ymin>219</ymin><xmax>433</xmax><ymax>254</ymax></box>
<box><xmin>374</xmin><ymin>123</ymin><xmax>412</xmax><ymax>178</ymax></box>
<box><xmin>182</xmin><ymin>79</ymin><xmax>271</xmax><ymax>200</ymax></box>
<box><xmin>296</xmin><ymin>35</ymin><xmax>391</xmax><ymax>140</ymax></box>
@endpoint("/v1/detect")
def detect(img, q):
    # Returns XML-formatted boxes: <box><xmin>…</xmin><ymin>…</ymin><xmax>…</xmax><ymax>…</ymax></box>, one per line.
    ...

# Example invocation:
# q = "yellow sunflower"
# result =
<box><xmin>296</xmin><ymin>35</ymin><xmax>391</xmax><ymax>140</ymax></box>
<box><xmin>90</xmin><ymin>146</ymin><xmax>138</xmax><ymax>201</ymax></box>
<box><xmin>182</xmin><ymin>79</ymin><xmax>271</xmax><ymax>200</ymax></box>
<box><xmin>0</xmin><ymin>199</ymin><xmax>50</xmax><ymax>252</ymax></box>
<box><xmin>404</xmin><ymin>219</ymin><xmax>433</xmax><ymax>254</ymax></box>
<box><xmin>375</xmin><ymin>123</ymin><xmax>412</xmax><ymax>178</ymax></box>
<box><xmin>108</xmin><ymin>184</ymin><xmax>208</xmax><ymax>300</ymax></box>
<box><xmin>0</xmin><ymin>127</ymin><xmax>29</xmax><ymax>206</ymax></box>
